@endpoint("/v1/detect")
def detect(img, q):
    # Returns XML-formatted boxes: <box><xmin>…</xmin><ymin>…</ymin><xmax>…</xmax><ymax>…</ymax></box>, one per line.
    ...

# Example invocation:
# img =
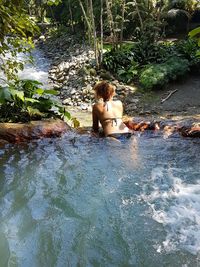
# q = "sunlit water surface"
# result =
<box><xmin>0</xmin><ymin>134</ymin><xmax>200</xmax><ymax>267</ymax></box>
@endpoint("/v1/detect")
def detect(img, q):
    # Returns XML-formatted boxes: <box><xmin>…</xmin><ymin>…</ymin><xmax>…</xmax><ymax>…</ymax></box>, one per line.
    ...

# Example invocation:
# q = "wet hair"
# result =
<box><xmin>94</xmin><ymin>81</ymin><xmax>115</xmax><ymax>102</ymax></box>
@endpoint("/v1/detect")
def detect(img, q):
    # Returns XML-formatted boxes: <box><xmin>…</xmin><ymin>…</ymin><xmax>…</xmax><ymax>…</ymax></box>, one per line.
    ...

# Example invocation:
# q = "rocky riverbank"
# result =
<box><xmin>36</xmin><ymin>33</ymin><xmax>141</xmax><ymax>111</ymax></box>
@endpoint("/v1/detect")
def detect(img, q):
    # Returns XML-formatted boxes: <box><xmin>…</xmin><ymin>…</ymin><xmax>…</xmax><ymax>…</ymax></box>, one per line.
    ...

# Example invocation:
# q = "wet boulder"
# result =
<box><xmin>179</xmin><ymin>126</ymin><xmax>200</xmax><ymax>138</ymax></box>
<box><xmin>124</xmin><ymin>118</ymin><xmax>200</xmax><ymax>138</ymax></box>
<box><xmin>124</xmin><ymin>120</ymin><xmax>159</xmax><ymax>131</ymax></box>
<box><xmin>0</xmin><ymin>119</ymin><xmax>71</xmax><ymax>143</ymax></box>
<box><xmin>165</xmin><ymin>9</ymin><xmax>189</xmax><ymax>34</ymax></box>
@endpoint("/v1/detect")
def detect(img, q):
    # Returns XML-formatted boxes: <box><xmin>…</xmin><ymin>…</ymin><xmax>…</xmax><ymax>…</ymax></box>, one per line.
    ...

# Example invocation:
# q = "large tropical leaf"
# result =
<box><xmin>189</xmin><ymin>27</ymin><xmax>200</xmax><ymax>38</ymax></box>
<box><xmin>0</xmin><ymin>87</ymin><xmax>12</xmax><ymax>103</ymax></box>
<box><xmin>63</xmin><ymin>110</ymin><xmax>71</xmax><ymax>120</ymax></box>
<box><xmin>27</xmin><ymin>107</ymin><xmax>44</xmax><ymax>117</ymax></box>
<box><xmin>196</xmin><ymin>51</ymin><xmax>200</xmax><ymax>57</ymax></box>
<box><xmin>35</xmin><ymin>88</ymin><xmax>58</xmax><ymax>96</ymax></box>
<box><xmin>44</xmin><ymin>89</ymin><xmax>59</xmax><ymax>95</ymax></box>
<box><xmin>24</xmin><ymin>97</ymin><xmax>40</xmax><ymax>103</ymax></box>
<box><xmin>10</xmin><ymin>89</ymin><xmax>24</xmax><ymax>101</ymax></box>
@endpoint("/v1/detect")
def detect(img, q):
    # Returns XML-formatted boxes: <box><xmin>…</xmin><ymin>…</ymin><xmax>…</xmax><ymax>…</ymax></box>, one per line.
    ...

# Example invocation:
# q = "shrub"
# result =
<box><xmin>103</xmin><ymin>42</ymin><xmax>176</xmax><ymax>71</ymax></box>
<box><xmin>0</xmin><ymin>79</ymin><xmax>71</xmax><ymax>123</ymax></box>
<box><xmin>175</xmin><ymin>38</ymin><xmax>200</xmax><ymax>63</ymax></box>
<box><xmin>139</xmin><ymin>58</ymin><xmax>189</xmax><ymax>90</ymax></box>
<box><xmin>103</xmin><ymin>39</ymin><xmax>198</xmax><ymax>85</ymax></box>
<box><xmin>102</xmin><ymin>42</ymin><xmax>178</xmax><ymax>83</ymax></box>
<box><xmin>129</xmin><ymin>41</ymin><xmax>176</xmax><ymax>65</ymax></box>
<box><xmin>103</xmin><ymin>46</ymin><xmax>135</xmax><ymax>73</ymax></box>
<box><xmin>117</xmin><ymin>65</ymin><xmax>138</xmax><ymax>83</ymax></box>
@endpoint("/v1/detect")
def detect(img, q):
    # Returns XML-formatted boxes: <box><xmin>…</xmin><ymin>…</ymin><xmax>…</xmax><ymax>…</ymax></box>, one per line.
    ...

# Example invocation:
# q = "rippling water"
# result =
<box><xmin>18</xmin><ymin>49</ymin><xmax>50</xmax><ymax>88</ymax></box>
<box><xmin>0</xmin><ymin>48</ymin><xmax>50</xmax><ymax>88</ymax></box>
<box><xmin>0</xmin><ymin>134</ymin><xmax>200</xmax><ymax>267</ymax></box>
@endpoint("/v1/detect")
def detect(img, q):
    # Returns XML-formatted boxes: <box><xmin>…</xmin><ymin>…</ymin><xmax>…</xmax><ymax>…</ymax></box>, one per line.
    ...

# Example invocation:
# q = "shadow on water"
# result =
<box><xmin>0</xmin><ymin>132</ymin><xmax>200</xmax><ymax>266</ymax></box>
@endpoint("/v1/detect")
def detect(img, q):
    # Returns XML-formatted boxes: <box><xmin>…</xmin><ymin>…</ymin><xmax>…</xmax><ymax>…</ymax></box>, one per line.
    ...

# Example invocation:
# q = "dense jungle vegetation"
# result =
<box><xmin>0</xmin><ymin>0</ymin><xmax>200</xmax><ymax>122</ymax></box>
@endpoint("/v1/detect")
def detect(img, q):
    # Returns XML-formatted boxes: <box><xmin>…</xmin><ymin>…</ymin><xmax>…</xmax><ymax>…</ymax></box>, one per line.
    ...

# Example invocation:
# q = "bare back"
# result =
<box><xmin>92</xmin><ymin>100</ymin><xmax>130</xmax><ymax>136</ymax></box>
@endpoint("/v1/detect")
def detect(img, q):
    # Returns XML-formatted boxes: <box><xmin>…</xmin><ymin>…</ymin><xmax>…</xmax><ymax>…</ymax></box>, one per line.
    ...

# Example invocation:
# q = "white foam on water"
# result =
<box><xmin>18</xmin><ymin>50</ymin><xmax>50</xmax><ymax>88</ymax></box>
<box><xmin>141</xmin><ymin>167</ymin><xmax>200</xmax><ymax>255</ymax></box>
<box><xmin>0</xmin><ymin>48</ymin><xmax>50</xmax><ymax>88</ymax></box>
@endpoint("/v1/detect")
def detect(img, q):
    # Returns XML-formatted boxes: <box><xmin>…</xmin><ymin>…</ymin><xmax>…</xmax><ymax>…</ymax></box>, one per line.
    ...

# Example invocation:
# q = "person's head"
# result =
<box><xmin>94</xmin><ymin>81</ymin><xmax>115</xmax><ymax>102</ymax></box>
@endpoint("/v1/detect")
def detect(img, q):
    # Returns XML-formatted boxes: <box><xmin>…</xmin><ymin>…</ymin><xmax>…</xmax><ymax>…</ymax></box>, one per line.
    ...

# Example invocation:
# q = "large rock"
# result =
<box><xmin>124</xmin><ymin>120</ymin><xmax>159</xmax><ymax>131</ymax></box>
<box><xmin>179</xmin><ymin>126</ymin><xmax>200</xmax><ymax>138</ymax></box>
<box><xmin>165</xmin><ymin>9</ymin><xmax>189</xmax><ymax>34</ymax></box>
<box><xmin>0</xmin><ymin>119</ymin><xmax>71</xmax><ymax>143</ymax></box>
<box><xmin>124</xmin><ymin>118</ymin><xmax>200</xmax><ymax>138</ymax></box>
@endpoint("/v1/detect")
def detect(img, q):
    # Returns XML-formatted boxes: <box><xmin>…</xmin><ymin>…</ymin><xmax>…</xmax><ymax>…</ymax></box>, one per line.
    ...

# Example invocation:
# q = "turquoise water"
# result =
<box><xmin>0</xmin><ymin>133</ymin><xmax>200</xmax><ymax>267</ymax></box>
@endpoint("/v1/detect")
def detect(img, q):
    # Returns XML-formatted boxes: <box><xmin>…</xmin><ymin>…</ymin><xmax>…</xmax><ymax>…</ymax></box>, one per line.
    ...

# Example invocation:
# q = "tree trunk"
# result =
<box><xmin>120</xmin><ymin>0</ymin><xmax>125</xmax><ymax>46</ymax></box>
<box><xmin>134</xmin><ymin>0</ymin><xmax>143</xmax><ymax>31</ymax></box>
<box><xmin>84</xmin><ymin>0</ymin><xmax>91</xmax><ymax>43</ymax></box>
<box><xmin>78</xmin><ymin>0</ymin><xmax>92</xmax><ymax>40</ymax></box>
<box><xmin>105</xmin><ymin>0</ymin><xmax>117</xmax><ymax>48</ymax></box>
<box><xmin>100</xmin><ymin>0</ymin><xmax>104</xmax><ymax>66</ymax></box>
<box><xmin>89</xmin><ymin>0</ymin><xmax>99</xmax><ymax>69</ymax></box>
<box><xmin>79</xmin><ymin>0</ymin><xmax>100</xmax><ymax>68</ymax></box>
<box><xmin>68</xmin><ymin>0</ymin><xmax>74</xmax><ymax>33</ymax></box>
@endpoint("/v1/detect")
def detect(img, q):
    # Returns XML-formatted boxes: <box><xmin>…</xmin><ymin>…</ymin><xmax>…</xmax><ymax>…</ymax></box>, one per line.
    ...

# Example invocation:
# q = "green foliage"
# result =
<box><xmin>167</xmin><ymin>0</ymin><xmax>199</xmax><ymax>12</ymax></box>
<box><xmin>117</xmin><ymin>64</ymin><xmax>138</xmax><ymax>83</ymax></box>
<box><xmin>103</xmin><ymin>41</ymin><xmax>179</xmax><ymax>73</ymax></box>
<box><xmin>47</xmin><ymin>0</ymin><xmax>62</xmax><ymax>6</ymax></box>
<box><xmin>189</xmin><ymin>27</ymin><xmax>200</xmax><ymax>58</ymax></box>
<box><xmin>102</xmin><ymin>41</ymin><xmax>172</xmax><ymax>82</ymax></box>
<box><xmin>130</xmin><ymin>41</ymin><xmax>176</xmax><ymax>65</ymax></box>
<box><xmin>0</xmin><ymin>79</ymin><xmax>71</xmax><ymax>123</ymax></box>
<box><xmin>189</xmin><ymin>27</ymin><xmax>200</xmax><ymax>38</ymax></box>
<box><xmin>47</xmin><ymin>25</ymin><xmax>70</xmax><ymax>39</ymax></box>
<box><xmin>103</xmin><ymin>45</ymin><xmax>135</xmax><ymax>73</ymax></box>
<box><xmin>0</xmin><ymin>0</ymin><xmax>39</xmax><ymax>81</ymax></box>
<box><xmin>175</xmin><ymin>38</ymin><xmax>200</xmax><ymax>65</ymax></box>
<box><xmin>139</xmin><ymin>58</ymin><xmax>189</xmax><ymax>90</ymax></box>
<box><xmin>103</xmin><ymin>37</ymin><xmax>199</xmax><ymax>86</ymax></box>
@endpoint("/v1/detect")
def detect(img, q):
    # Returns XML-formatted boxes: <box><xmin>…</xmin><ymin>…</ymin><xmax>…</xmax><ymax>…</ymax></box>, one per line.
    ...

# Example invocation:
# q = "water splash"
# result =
<box><xmin>142</xmin><ymin>166</ymin><xmax>200</xmax><ymax>255</ymax></box>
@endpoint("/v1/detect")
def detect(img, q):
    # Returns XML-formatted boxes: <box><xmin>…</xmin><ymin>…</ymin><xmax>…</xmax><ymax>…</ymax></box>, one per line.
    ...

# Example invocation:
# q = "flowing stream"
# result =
<box><xmin>18</xmin><ymin>49</ymin><xmax>50</xmax><ymax>89</ymax></box>
<box><xmin>0</xmin><ymin>48</ymin><xmax>200</xmax><ymax>267</ymax></box>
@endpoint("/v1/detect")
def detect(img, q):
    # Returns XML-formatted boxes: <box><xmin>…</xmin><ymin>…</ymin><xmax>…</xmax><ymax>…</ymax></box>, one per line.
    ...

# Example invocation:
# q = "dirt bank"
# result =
<box><xmin>125</xmin><ymin>73</ymin><xmax>200</xmax><ymax>119</ymax></box>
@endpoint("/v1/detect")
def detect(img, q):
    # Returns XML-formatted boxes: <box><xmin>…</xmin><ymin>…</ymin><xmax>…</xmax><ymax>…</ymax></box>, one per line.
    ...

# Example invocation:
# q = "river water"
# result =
<box><xmin>1</xmin><ymin>49</ymin><xmax>200</xmax><ymax>266</ymax></box>
<box><xmin>18</xmin><ymin>49</ymin><xmax>51</xmax><ymax>89</ymax></box>
<box><xmin>0</xmin><ymin>134</ymin><xmax>200</xmax><ymax>266</ymax></box>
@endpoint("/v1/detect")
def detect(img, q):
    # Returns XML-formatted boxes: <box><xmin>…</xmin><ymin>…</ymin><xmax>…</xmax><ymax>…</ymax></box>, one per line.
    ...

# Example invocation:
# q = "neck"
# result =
<box><xmin>104</xmin><ymin>98</ymin><xmax>112</xmax><ymax>102</ymax></box>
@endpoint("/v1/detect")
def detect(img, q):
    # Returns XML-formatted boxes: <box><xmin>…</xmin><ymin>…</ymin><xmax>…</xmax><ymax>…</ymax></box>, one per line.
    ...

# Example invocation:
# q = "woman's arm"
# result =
<box><xmin>92</xmin><ymin>105</ymin><xmax>99</xmax><ymax>133</ymax></box>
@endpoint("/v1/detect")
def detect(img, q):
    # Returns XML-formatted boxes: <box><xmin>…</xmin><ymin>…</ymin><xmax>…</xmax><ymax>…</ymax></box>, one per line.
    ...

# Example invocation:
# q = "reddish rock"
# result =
<box><xmin>124</xmin><ymin>118</ymin><xmax>200</xmax><ymax>138</ymax></box>
<box><xmin>0</xmin><ymin>119</ymin><xmax>71</xmax><ymax>143</ymax></box>
<box><xmin>124</xmin><ymin>120</ymin><xmax>160</xmax><ymax>131</ymax></box>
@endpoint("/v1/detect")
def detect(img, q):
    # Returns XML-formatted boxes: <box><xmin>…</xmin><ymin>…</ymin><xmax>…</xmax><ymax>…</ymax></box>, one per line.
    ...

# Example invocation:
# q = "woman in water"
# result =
<box><xmin>92</xmin><ymin>81</ymin><xmax>132</xmax><ymax>139</ymax></box>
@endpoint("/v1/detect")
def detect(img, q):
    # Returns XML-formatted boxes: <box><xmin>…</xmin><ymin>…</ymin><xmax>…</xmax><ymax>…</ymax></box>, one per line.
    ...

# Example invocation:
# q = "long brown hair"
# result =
<box><xmin>94</xmin><ymin>81</ymin><xmax>115</xmax><ymax>102</ymax></box>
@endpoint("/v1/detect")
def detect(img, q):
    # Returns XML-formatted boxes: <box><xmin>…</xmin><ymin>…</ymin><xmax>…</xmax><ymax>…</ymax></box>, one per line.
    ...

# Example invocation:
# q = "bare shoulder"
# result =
<box><xmin>114</xmin><ymin>100</ymin><xmax>123</xmax><ymax>107</ymax></box>
<box><xmin>92</xmin><ymin>103</ymin><xmax>101</xmax><ymax>112</ymax></box>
